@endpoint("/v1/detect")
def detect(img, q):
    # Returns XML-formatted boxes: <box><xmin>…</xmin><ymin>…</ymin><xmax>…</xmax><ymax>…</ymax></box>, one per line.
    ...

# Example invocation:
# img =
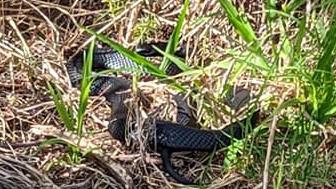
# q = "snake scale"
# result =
<box><xmin>66</xmin><ymin>42</ymin><xmax>258</xmax><ymax>185</ymax></box>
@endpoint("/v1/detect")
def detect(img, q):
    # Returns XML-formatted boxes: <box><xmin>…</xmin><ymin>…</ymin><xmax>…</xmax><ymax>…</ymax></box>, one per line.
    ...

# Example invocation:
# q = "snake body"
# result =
<box><xmin>66</xmin><ymin>42</ymin><xmax>258</xmax><ymax>185</ymax></box>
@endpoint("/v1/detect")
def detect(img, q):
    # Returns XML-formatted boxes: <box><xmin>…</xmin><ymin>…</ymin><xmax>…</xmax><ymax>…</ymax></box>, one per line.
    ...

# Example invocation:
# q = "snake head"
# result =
<box><xmin>135</xmin><ymin>41</ymin><xmax>190</xmax><ymax>59</ymax></box>
<box><xmin>135</xmin><ymin>42</ymin><xmax>168</xmax><ymax>57</ymax></box>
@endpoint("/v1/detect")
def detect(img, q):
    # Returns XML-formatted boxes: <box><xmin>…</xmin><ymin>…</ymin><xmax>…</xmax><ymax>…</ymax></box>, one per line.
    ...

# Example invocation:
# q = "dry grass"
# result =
<box><xmin>1</xmin><ymin>0</ymin><xmax>335</xmax><ymax>189</ymax></box>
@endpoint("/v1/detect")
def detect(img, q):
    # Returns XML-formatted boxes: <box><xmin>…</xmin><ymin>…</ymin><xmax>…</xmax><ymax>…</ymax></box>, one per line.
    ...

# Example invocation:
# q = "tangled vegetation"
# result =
<box><xmin>0</xmin><ymin>0</ymin><xmax>335</xmax><ymax>188</ymax></box>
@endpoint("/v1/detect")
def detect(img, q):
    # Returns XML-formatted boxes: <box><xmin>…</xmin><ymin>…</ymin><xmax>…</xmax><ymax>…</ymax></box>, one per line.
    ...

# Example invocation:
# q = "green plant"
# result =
<box><xmin>133</xmin><ymin>15</ymin><xmax>158</xmax><ymax>42</ymax></box>
<box><xmin>47</xmin><ymin>82</ymin><xmax>75</xmax><ymax>131</ymax></box>
<box><xmin>45</xmin><ymin>40</ymin><xmax>95</xmax><ymax>164</ymax></box>
<box><xmin>102</xmin><ymin>0</ymin><xmax>127</xmax><ymax>16</ymax></box>
<box><xmin>217</xmin><ymin>0</ymin><xmax>270</xmax><ymax>72</ymax></box>
<box><xmin>306</xmin><ymin>9</ymin><xmax>336</xmax><ymax>122</ymax></box>
<box><xmin>159</xmin><ymin>0</ymin><xmax>190</xmax><ymax>71</ymax></box>
<box><xmin>76</xmin><ymin>40</ymin><xmax>95</xmax><ymax>138</ymax></box>
<box><xmin>215</xmin><ymin>0</ymin><xmax>336</xmax><ymax>188</ymax></box>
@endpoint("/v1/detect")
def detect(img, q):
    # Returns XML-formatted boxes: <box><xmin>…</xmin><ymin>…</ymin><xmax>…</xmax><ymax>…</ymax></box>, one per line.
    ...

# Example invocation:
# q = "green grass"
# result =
<box><xmin>47</xmin><ymin>82</ymin><xmax>75</xmax><ymax>131</ymax></box>
<box><xmin>159</xmin><ymin>0</ymin><xmax>190</xmax><ymax>71</ymax></box>
<box><xmin>217</xmin><ymin>0</ymin><xmax>270</xmax><ymax>72</ymax></box>
<box><xmin>220</xmin><ymin>1</ymin><xmax>336</xmax><ymax>188</ymax></box>
<box><xmin>76</xmin><ymin>40</ymin><xmax>95</xmax><ymax>138</ymax></box>
<box><xmin>46</xmin><ymin>40</ymin><xmax>96</xmax><ymax>164</ymax></box>
<box><xmin>308</xmin><ymin>9</ymin><xmax>336</xmax><ymax>122</ymax></box>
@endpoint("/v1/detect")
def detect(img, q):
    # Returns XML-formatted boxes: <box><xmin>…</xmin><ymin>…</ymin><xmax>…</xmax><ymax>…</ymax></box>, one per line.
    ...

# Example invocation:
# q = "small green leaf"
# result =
<box><xmin>152</xmin><ymin>45</ymin><xmax>191</xmax><ymax>72</ymax></box>
<box><xmin>47</xmin><ymin>82</ymin><xmax>75</xmax><ymax>131</ymax></box>
<box><xmin>77</xmin><ymin>40</ymin><xmax>95</xmax><ymax>137</ymax></box>
<box><xmin>217</xmin><ymin>0</ymin><xmax>270</xmax><ymax>70</ymax></box>
<box><xmin>38</xmin><ymin>138</ymin><xmax>70</xmax><ymax>150</ymax></box>
<box><xmin>160</xmin><ymin>0</ymin><xmax>190</xmax><ymax>71</ymax></box>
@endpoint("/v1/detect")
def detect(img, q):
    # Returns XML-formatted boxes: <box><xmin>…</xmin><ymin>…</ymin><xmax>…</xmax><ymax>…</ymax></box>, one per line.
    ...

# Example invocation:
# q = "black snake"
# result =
<box><xmin>66</xmin><ymin>42</ymin><xmax>258</xmax><ymax>185</ymax></box>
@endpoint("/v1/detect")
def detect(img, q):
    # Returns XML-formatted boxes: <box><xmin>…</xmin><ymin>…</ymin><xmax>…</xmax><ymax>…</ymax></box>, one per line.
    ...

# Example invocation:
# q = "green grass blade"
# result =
<box><xmin>310</xmin><ymin>9</ymin><xmax>336</xmax><ymax>121</ymax></box>
<box><xmin>284</xmin><ymin>0</ymin><xmax>306</xmax><ymax>13</ymax></box>
<box><xmin>217</xmin><ymin>0</ymin><xmax>269</xmax><ymax>70</ymax></box>
<box><xmin>39</xmin><ymin>138</ymin><xmax>82</xmax><ymax>164</ymax></box>
<box><xmin>160</xmin><ymin>0</ymin><xmax>189</xmax><ymax>71</ymax></box>
<box><xmin>312</xmin><ymin>17</ymin><xmax>336</xmax><ymax>81</ymax></box>
<box><xmin>47</xmin><ymin>82</ymin><xmax>75</xmax><ymax>131</ymax></box>
<box><xmin>83</xmin><ymin>28</ymin><xmax>188</xmax><ymax>100</ymax></box>
<box><xmin>77</xmin><ymin>40</ymin><xmax>95</xmax><ymax>137</ymax></box>
<box><xmin>152</xmin><ymin>45</ymin><xmax>191</xmax><ymax>72</ymax></box>
<box><xmin>39</xmin><ymin>138</ymin><xmax>70</xmax><ymax>149</ymax></box>
<box><xmin>217</xmin><ymin>0</ymin><xmax>256</xmax><ymax>43</ymax></box>
<box><xmin>293</xmin><ymin>18</ymin><xmax>307</xmax><ymax>62</ymax></box>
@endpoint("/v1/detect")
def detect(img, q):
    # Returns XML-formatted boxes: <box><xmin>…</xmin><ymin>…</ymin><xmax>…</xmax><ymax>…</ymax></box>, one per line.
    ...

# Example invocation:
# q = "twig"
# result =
<box><xmin>262</xmin><ymin>114</ymin><xmax>278</xmax><ymax>189</ymax></box>
<box><xmin>0</xmin><ymin>154</ymin><xmax>59</xmax><ymax>188</ymax></box>
<box><xmin>60</xmin><ymin>175</ymin><xmax>93</xmax><ymax>189</ymax></box>
<box><xmin>22</xmin><ymin>0</ymin><xmax>59</xmax><ymax>46</ymax></box>
<box><xmin>87</xmin><ymin>153</ymin><xmax>133</xmax><ymax>189</ymax></box>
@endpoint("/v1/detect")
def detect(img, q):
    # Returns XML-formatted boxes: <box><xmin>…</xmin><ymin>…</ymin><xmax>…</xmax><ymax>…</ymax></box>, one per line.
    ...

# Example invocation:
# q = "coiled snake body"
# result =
<box><xmin>66</xmin><ymin>42</ymin><xmax>258</xmax><ymax>185</ymax></box>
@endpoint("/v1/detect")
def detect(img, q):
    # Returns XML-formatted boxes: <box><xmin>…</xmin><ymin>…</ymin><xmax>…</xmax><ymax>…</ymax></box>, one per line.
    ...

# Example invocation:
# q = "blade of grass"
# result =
<box><xmin>217</xmin><ymin>0</ymin><xmax>257</xmax><ymax>44</ymax></box>
<box><xmin>159</xmin><ymin>0</ymin><xmax>189</xmax><ymax>71</ymax></box>
<box><xmin>47</xmin><ymin>82</ymin><xmax>75</xmax><ymax>131</ymax></box>
<box><xmin>152</xmin><ymin>45</ymin><xmax>191</xmax><ymax>72</ymax></box>
<box><xmin>217</xmin><ymin>0</ymin><xmax>270</xmax><ymax>70</ymax></box>
<box><xmin>310</xmin><ymin>9</ymin><xmax>336</xmax><ymax>121</ymax></box>
<box><xmin>284</xmin><ymin>0</ymin><xmax>306</xmax><ymax>13</ymax></box>
<box><xmin>39</xmin><ymin>138</ymin><xmax>82</xmax><ymax>164</ymax></box>
<box><xmin>293</xmin><ymin>17</ymin><xmax>307</xmax><ymax>63</ymax></box>
<box><xmin>77</xmin><ymin>40</ymin><xmax>95</xmax><ymax>138</ymax></box>
<box><xmin>38</xmin><ymin>138</ymin><xmax>71</xmax><ymax>149</ymax></box>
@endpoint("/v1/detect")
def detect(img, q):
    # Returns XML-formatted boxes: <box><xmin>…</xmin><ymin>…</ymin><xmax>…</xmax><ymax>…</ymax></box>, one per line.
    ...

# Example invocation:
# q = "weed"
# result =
<box><xmin>133</xmin><ymin>15</ymin><xmax>158</xmax><ymax>42</ymax></box>
<box><xmin>102</xmin><ymin>0</ymin><xmax>127</xmax><ymax>16</ymax></box>
<box><xmin>45</xmin><ymin>41</ymin><xmax>95</xmax><ymax>164</ymax></box>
